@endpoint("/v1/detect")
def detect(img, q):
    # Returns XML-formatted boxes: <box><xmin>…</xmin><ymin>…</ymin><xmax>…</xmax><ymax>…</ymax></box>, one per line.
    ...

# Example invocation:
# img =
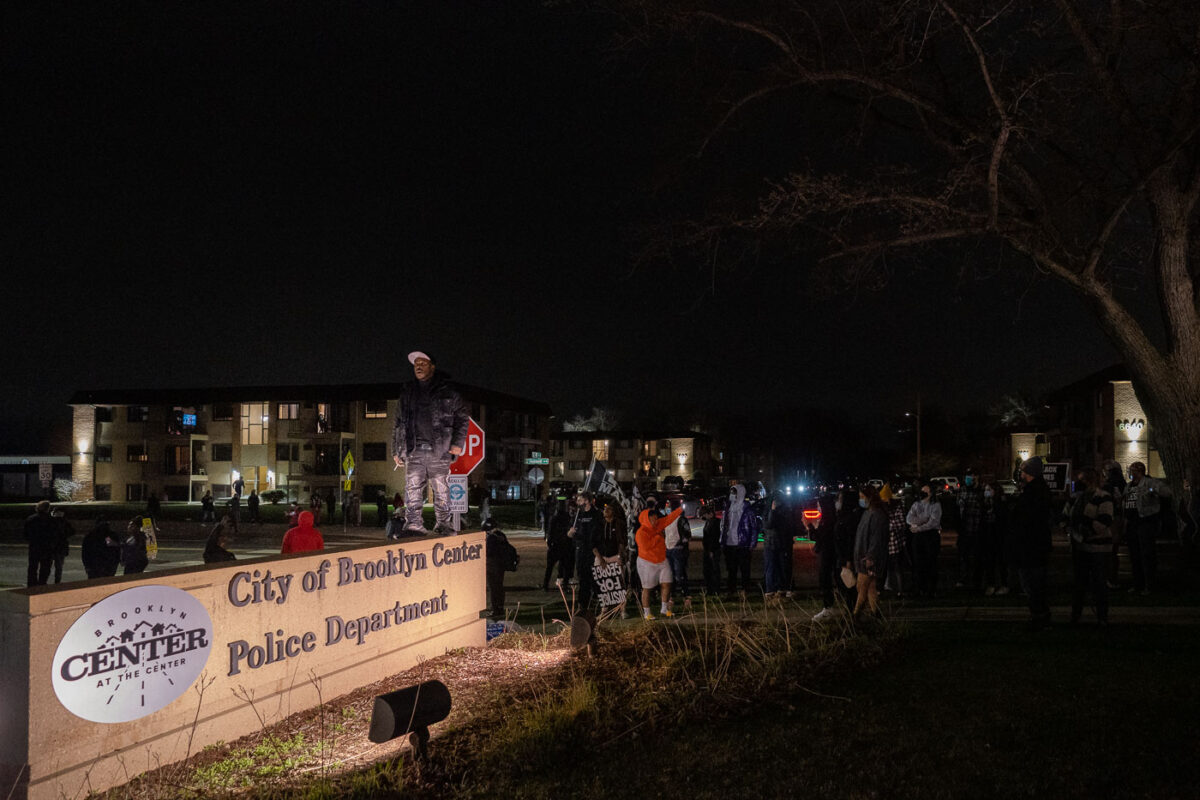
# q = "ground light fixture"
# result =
<box><xmin>367</xmin><ymin>679</ymin><xmax>452</xmax><ymax>760</ymax></box>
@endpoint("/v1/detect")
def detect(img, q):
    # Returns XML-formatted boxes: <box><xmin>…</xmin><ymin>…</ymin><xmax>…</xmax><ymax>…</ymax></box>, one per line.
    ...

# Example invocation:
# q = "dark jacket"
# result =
<box><xmin>811</xmin><ymin>495</ymin><xmax>838</xmax><ymax>556</ymax></box>
<box><xmin>598</xmin><ymin>514</ymin><xmax>627</xmax><ymax>558</ymax></box>
<box><xmin>763</xmin><ymin>502</ymin><xmax>794</xmax><ymax>551</ymax></box>
<box><xmin>1010</xmin><ymin>476</ymin><xmax>1053</xmax><ymax>567</ymax></box>
<box><xmin>572</xmin><ymin>504</ymin><xmax>603</xmax><ymax>558</ymax></box>
<box><xmin>702</xmin><ymin>517</ymin><xmax>723</xmax><ymax>552</ymax></box>
<box><xmin>547</xmin><ymin>510</ymin><xmax>572</xmax><ymax>555</ymax></box>
<box><xmin>121</xmin><ymin>526</ymin><xmax>149</xmax><ymax>571</ymax></box>
<box><xmin>392</xmin><ymin>372</ymin><xmax>469</xmax><ymax>460</ymax></box>
<box><xmin>853</xmin><ymin>506</ymin><xmax>888</xmax><ymax>574</ymax></box>
<box><xmin>81</xmin><ymin>522</ymin><xmax>121</xmax><ymax>578</ymax></box>
<box><xmin>835</xmin><ymin>501</ymin><xmax>863</xmax><ymax>565</ymax></box>
<box><xmin>25</xmin><ymin>510</ymin><xmax>57</xmax><ymax>558</ymax></box>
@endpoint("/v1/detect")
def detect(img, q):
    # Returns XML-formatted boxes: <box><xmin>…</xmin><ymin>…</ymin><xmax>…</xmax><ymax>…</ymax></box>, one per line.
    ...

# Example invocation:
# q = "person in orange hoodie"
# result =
<box><xmin>281</xmin><ymin>510</ymin><xmax>325</xmax><ymax>554</ymax></box>
<box><xmin>635</xmin><ymin>495</ymin><xmax>684</xmax><ymax>619</ymax></box>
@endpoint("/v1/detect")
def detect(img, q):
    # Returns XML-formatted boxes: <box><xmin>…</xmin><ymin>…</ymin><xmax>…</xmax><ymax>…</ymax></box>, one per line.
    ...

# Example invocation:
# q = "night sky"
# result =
<box><xmin>3</xmin><ymin>2</ymin><xmax>1122</xmax><ymax>456</ymax></box>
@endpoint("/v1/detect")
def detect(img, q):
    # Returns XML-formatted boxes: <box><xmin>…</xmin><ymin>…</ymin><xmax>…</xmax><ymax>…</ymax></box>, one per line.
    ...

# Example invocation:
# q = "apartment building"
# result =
<box><xmin>998</xmin><ymin>365</ymin><xmax>1164</xmax><ymax>479</ymax></box>
<box><xmin>548</xmin><ymin>431</ymin><xmax>723</xmax><ymax>491</ymax></box>
<box><xmin>68</xmin><ymin>383</ymin><xmax>551</xmax><ymax>504</ymax></box>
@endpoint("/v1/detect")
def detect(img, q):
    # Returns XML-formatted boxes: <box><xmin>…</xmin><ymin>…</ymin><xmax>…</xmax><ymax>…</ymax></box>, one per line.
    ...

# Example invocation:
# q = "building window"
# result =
<box><xmin>276</xmin><ymin>443</ymin><xmax>300</xmax><ymax>461</ymax></box>
<box><xmin>315</xmin><ymin>444</ymin><xmax>339</xmax><ymax>475</ymax></box>
<box><xmin>95</xmin><ymin>407</ymin><xmax>113</xmax><ymax>422</ymax></box>
<box><xmin>94</xmin><ymin>484</ymin><xmax>111</xmax><ymax>501</ymax></box>
<box><xmin>593</xmin><ymin>440</ymin><xmax>610</xmax><ymax>461</ymax></box>
<box><xmin>126</xmin><ymin>406</ymin><xmax>149</xmax><ymax>423</ymax></box>
<box><xmin>126</xmin><ymin>444</ymin><xmax>148</xmax><ymax>462</ymax></box>
<box><xmin>363</xmin><ymin>483</ymin><xmax>386</xmax><ymax>501</ymax></box>
<box><xmin>569</xmin><ymin>439</ymin><xmax>586</xmax><ymax>449</ymax></box>
<box><xmin>568</xmin><ymin>460</ymin><xmax>587</xmax><ymax>470</ymax></box>
<box><xmin>212</xmin><ymin>444</ymin><xmax>233</xmax><ymax>462</ymax></box>
<box><xmin>618</xmin><ymin>460</ymin><xmax>634</xmax><ymax>470</ymax></box>
<box><xmin>212</xmin><ymin>403</ymin><xmax>234</xmax><ymax>421</ymax></box>
<box><xmin>362</xmin><ymin>442</ymin><xmax>388</xmax><ymax>461</ymax></box>
<box><xmin>278</xmin><ymin>403</ymin><xmax>299</xmax><ymax>420</ymax></box>
<box><xmin>241</xmin><ymin>402</ymin><xmax>268</xmax><ymax>445</ymax></box>
<box><xmin>618</xmin><ymin>439</ymin><xmax>632</xmax><ymax>449</ymax></box>
<box><xmin>166</xmin><ymin>445</ymin><xmax>190</xmax><ymax>475</ymax></box>
<box><xmin>363</xmin><ymin>401</ymin><xmax>388</xmax><ymax>419</ymax></box>
<box><xmin>95</xmin><ymin>445</ymin><xmax>113</xmax><ymax>463</ymax></box>
<box><xmin>126</xmin><ymin>483</ymin><xmax>145</xmax><ymax>502</ymax></box>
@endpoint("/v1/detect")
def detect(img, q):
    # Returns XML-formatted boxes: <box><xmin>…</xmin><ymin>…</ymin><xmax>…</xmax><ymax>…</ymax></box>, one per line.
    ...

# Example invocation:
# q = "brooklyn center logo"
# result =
<box><xmin>52</xmin><ymin>585</ymin><xmax>214</xmax><ymax>723</ymax></box>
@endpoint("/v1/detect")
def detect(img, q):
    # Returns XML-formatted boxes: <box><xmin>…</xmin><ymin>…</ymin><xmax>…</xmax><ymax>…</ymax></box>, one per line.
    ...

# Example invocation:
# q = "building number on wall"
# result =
<box><xmin>1116</xmin><ymin>418</ymin><xmax>1145</xmax><ymax>432</ymax></box>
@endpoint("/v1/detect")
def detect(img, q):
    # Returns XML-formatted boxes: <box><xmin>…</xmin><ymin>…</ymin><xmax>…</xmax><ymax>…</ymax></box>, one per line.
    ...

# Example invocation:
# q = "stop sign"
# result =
<box><xmin>449</xmin><ymin>417</ymin><xmax>485</xmax><ymax>476</ymax></box>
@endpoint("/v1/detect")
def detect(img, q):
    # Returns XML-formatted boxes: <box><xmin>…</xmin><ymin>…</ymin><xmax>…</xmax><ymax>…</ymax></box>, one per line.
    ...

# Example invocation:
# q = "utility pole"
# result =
<box><xmin>917</xmin><ymin>394</ymin><xmax>922</xmax><ymax>478</ymax></box>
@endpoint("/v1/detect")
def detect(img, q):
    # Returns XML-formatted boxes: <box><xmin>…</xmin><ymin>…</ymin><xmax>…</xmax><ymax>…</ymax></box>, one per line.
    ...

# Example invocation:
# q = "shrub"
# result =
<box><xmin>262</xmin><ymin>490</ymin><xmax>287</xmax><ymax>505</ymax></box>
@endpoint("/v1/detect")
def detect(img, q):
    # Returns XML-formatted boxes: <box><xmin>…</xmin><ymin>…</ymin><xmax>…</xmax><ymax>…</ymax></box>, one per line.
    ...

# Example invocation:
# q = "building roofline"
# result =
<box><xmin>551</xmin><ymin>430</ymin><xmax>712</xmax><ymax>441</ymax></box>
<box><xmin>68</xmin><ymin>382</ymin><xmax>552</xmax><ymax>415</ymax></box>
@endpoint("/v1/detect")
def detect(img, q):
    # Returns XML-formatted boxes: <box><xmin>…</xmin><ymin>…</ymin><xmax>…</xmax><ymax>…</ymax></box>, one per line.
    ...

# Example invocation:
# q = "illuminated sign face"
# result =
<box><xmin>52</xmin><ymin>586</ymin><xmax>213</xmax><ymax>723</ymax></box>
<box><xmin>182</xmin><ymin>413</ymin><xmax>197</xmax><ymax>427</ymax></box>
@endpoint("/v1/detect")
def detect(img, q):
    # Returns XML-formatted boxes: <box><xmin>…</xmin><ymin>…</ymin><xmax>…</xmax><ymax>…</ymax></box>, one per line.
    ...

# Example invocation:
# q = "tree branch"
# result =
<box><xmin>1054</xmin><ymin>0</ymin><xmax>1139</xmax><ymax>135</ymax></box>
<box><xmin>697</xmin><ymin>81</ymin><xmax>801</xmax><ymax>157</ymax></box>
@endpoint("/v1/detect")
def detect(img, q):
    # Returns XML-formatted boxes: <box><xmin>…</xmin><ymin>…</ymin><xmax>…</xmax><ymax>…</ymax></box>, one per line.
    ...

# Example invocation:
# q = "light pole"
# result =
<box><xmin>905</xmin><ymin>395</ymin><xmax>922</xmax><ymax>477</ymax></box>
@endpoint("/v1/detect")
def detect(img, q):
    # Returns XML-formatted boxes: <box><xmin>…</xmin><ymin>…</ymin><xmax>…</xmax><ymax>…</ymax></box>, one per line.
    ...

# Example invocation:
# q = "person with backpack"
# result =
<box><xmin>484</xmin><ymin>518</ymin><xmax>517</xmax><ymax>619</ymax></box>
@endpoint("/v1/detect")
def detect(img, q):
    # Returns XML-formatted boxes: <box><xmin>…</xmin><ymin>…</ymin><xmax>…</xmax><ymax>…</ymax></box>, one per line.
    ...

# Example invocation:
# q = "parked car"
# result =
<box><xmin>930</xmin><ymin>475</ymin><xmax>961</xmax><ymax>492</ymax></box>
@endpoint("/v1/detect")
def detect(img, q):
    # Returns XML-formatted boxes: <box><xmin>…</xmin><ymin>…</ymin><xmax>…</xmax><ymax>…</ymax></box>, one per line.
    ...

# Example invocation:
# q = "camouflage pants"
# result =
<box><xmin>404</xmin><ymin>449</ymin><xmax>452</xmax><ymax>531</ymax></box>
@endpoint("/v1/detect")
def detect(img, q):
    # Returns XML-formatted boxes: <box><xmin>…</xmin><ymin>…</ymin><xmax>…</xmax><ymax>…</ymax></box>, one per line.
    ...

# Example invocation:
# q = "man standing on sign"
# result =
<box><xmin>393</xmin><ymin>351</ymin><xmax>469</xmax><ymax>536</ymax></box>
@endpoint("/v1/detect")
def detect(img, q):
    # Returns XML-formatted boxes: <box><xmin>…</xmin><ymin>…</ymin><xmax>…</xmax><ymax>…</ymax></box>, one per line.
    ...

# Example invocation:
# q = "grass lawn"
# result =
<box><xmin>524</xmin><ymin>621</ymin><xmax>1200</xmax><ymax>800</ymax></box>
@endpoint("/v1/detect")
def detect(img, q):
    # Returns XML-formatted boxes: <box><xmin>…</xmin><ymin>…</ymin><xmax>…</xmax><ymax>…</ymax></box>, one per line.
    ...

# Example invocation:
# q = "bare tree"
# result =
<box><xmin>617</xmin><ymin>0</ymin><xmax>1200</xmax><ymax>487</ymax></box>
<box><xmin>563</xmin><ymin>406</ymin><xmax>624</xmax><ymax>431</ymax></box>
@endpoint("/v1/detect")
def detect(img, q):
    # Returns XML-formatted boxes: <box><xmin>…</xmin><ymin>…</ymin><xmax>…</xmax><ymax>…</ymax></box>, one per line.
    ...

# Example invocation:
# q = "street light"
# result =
<box><xmin>904</xmin><ymin>395</ymin><xmax>922</xmax><ymax>477</ymax></box>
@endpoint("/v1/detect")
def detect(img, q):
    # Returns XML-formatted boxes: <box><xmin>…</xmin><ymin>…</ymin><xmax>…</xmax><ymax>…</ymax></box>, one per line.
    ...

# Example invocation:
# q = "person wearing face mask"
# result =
<box><xmin>979</xmin><ymin>482</ymin><xmax>1010</xmax><ymax>596</ymax></box>
<box><xmin>720</xmin><ymin>482</ymin><xmax>758</xmax><ymax>597</ymax></box>
<box><xmin>956</xmin><ymin>471</ymin><xmax>985</xmax><ymax>591</ymax></box>
<box><xmin>906</xmin><ymin>483</ymin><xmax>943</xmax><ymax>597</ymax></box>
<box><xmin>852</xmin><ymin>486</ymin><xmax>889</xmax><ymax>619</ymax></box>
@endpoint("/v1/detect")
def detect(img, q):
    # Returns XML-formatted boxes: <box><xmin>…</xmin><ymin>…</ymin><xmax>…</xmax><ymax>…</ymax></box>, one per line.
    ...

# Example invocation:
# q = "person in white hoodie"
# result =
<box><xmin>720</xmin><ymin>482</ymin><xmax>755</xmax><ymax>596</ymax></box>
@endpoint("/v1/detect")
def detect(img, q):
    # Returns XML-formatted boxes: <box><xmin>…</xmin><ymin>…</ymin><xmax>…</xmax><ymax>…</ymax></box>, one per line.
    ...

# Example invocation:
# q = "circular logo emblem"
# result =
<box><xmin>52</xmin><ymin>585</ymin><xmax>213</xmax><ymax>723</ymax></box>
<box><xmin>448</xmin><ymin>483</ymin><xmax>466</xmax><ymax>501</ymax></box>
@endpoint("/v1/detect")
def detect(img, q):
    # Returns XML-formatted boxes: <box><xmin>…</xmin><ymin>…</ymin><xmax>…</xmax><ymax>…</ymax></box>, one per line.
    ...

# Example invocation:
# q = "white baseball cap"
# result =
<box><xmin>407</xmin><ymin>351</ymin><xmax>434</xmax><ymax>365</ymax></box>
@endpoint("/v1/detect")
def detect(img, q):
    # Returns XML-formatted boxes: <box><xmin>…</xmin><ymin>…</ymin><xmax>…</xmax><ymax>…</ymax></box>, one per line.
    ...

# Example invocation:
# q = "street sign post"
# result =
<box><xmin>449</xmin><ymin>418</ymin><xmax>485</xmax><ymax>531</ymax></box>
<box><xmin>527</xmin><ymin>467</ymin><xmax>544</xmax><ymax>485</ymax></box>
<box><xmin>38</xmin><ymin>463</ymin><xmax>52</xmax><ymax>491</ymax></box>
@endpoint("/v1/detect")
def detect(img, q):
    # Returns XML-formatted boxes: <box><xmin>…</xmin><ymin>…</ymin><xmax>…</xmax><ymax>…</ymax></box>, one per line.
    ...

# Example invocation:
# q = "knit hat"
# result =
<box><xmin>1021</xmin><ymin>456</ymin><xmax>1044</xmax><ymax>477</ymax></box>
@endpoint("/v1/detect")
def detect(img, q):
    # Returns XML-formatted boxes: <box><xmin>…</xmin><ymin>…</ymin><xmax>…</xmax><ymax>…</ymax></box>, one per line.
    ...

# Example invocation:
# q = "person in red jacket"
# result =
<box><xmin>281</xmin><ymin>510</ymin><xmax>325</xmax><ymax>554</ymax></box>
<box><xmin>635</xmin><ymin>497</ymin><xmax>684</xmax><ymax>619</ymax></box>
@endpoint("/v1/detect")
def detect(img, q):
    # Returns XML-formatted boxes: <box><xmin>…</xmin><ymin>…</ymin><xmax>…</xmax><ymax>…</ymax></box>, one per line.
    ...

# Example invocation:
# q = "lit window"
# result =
<box><xmin>363</xmin><ymin>401</ymin><xmax>388</xmax><ymax>419</ymax></box>
<box><xmin>278</xmin><ymin>403</ymin><xmax>300</xmax><ymax>420</ymax></box>
<box><xmin>241</xmin><ymin>402</ymin><xmax>268</xmax><ymax>445</ymax></box>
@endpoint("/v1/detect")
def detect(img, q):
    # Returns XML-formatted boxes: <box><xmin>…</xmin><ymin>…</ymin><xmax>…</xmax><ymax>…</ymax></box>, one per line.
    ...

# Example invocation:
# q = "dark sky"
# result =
<box><xmin>2</xmin><ymin>2</ymin><xmax>1123</xmax><ymax>454</ymax></box>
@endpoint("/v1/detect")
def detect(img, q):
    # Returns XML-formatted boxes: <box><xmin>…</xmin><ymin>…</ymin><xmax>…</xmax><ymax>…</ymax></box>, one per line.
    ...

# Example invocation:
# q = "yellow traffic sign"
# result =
<box><xmin>342</xmin><ymin>451</ymin><xmax>356</xmax><ymax>475</ymax></box>
<box><xmin>343</xmin><ymin>479</ymin><xmax>353</xmax><ymax>491</ymax></box>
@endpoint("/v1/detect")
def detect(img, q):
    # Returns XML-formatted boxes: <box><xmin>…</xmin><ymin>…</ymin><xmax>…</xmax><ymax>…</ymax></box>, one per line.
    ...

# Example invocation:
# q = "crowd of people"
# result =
<box><xmin>512</xmin><ymin>456</ymin><xmax>1197</xmax><ymax>630</ymax></box>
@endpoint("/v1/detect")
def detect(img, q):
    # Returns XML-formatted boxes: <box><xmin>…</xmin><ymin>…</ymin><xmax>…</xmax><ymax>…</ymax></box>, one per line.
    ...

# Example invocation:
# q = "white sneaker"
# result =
<box><xmin>812</xmin><ymin>608</ymin><xmax>835</xmax><ymax>622</ymax></box>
